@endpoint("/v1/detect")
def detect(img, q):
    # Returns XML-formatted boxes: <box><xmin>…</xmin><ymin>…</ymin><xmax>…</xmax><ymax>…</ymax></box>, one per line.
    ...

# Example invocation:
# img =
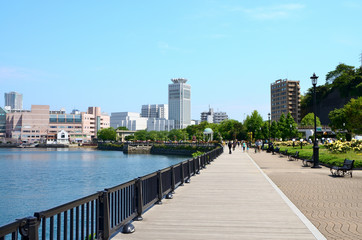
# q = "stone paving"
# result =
<box><xmin>249</xmin><ymin>149</ymin><xmax>362</xmax><ymax>240</ymax></box>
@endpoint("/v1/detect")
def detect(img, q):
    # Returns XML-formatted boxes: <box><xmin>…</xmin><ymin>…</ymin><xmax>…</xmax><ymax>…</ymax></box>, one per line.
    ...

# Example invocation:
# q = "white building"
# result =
<box><xmin>168</xmin><ymin>78</ymin><xmax>191</xmax><ymax>129</ymax></box>
<box><xmin>147</xmin><ymin>118</ymin><xmax>175</xmax><ymax>131</ymax></box>
<box><xmin>4</xmin><ymin>92</ymin><xmax>23</xmax><ymax>110</ymax></box>
<box><xmin>46</xmin><ymin>130</ymin><xmax>69</xmax><ymax>145</ymax></box>
<box><xmin>200</xmin><ymin>107</ymin><xmax>228</xmax><ymax>123</ymax></box>
<box><xmin>201</xmin><ymin>108</ymin><xmax>214</xmax><ymax>123</ymax></box>
<box><xmin>141</xmin><ymin>104</ymin><xmax>168</xmax><ymax>119</ymax></box>
<box><xmin>213</xmin><ymin>111</ymin><xmax>228</xmax><ymax>123</ymax></box>
<box><xmin>110</xmin><ymin>112</ymin><xmax>148</xmax><ymax>131</ymax></box>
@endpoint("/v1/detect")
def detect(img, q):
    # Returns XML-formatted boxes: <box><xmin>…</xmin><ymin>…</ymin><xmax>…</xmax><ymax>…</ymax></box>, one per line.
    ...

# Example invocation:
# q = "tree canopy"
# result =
<box><xmin>329</xmin><ymin>97</ymin><xmax>362</xmax><ymax>135</ymax></box>
<box><xmin>301</xmin><ymin>113</ymin><xmax>321</xmax><ymax>127</ymax></box>
<box><xmin>97</xmin><ymin>127</ymin><xmax>117</xmax><ymax>141</ymax></box>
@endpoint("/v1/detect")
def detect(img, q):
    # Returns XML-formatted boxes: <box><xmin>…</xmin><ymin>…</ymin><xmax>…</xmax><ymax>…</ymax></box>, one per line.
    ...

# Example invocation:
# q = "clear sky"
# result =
<box><xmin>1</xmin><ymin>1</ymin><xmax>361</xmax><ymax>121</ymax></box>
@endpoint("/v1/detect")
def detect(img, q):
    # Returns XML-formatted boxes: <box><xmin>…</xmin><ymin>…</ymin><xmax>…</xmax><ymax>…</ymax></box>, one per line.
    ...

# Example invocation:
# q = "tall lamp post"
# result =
<box><xmin>268</xmin><ymin>113</ymin><xmax>271</xmax><ymax>143</ymax></box>
<box><xmin>311</xmin><ymin>73</ymin><xmax>321</xmax><ymax>168</ymax></box>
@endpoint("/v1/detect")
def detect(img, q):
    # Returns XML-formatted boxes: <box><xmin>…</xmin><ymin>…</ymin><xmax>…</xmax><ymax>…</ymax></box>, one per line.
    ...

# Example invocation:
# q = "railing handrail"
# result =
<box><xmin>0</xmin><ymin>146</ymin><xmax>224</xmax><ymax>240</ymax></box>
<box><xmin>34</xmin><ymin>192</ymin><xmax>100</xmax><ymax>219</ymax></box>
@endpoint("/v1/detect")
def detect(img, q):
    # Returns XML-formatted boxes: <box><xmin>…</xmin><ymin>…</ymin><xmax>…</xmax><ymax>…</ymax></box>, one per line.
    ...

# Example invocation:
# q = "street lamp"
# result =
<box><xmin>311</xmin><ymin>73</ymin><xmax>321</xmax><ymax>168</ymax></box>
<box><xmin>268</xmin><ymin>113</ymin><xmax>271</xmax><ymax>143</ymax></box>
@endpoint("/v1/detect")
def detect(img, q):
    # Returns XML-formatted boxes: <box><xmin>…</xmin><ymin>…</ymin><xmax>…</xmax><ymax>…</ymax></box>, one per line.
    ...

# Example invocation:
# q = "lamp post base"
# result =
<box><xmin>311</xmin><ymin>145</ymin><xmax>321</xmax><ymax>168</ymax></box>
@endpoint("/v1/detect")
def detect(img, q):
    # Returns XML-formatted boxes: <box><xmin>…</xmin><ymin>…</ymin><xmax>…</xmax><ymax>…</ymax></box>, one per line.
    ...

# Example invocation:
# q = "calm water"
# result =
<box><xmin>0</xmin><ymin>148</ymin><xmax>187</xmax><ymax>226</ymax></box>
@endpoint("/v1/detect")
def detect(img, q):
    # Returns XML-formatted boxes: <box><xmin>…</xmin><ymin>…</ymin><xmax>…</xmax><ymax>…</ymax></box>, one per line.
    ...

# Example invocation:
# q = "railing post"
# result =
<box><xmin>196</xmin><ymin>156</ymin><xmax>200</xmax><ymax>174</ymax></box>
<box><xmin>171</xmin><ymin>166</ymin><xmax>176</xmax><ymax>193</ymax></box>
<box><xmin>97</xmin><ymin>191</ymin><xmax>110</xmax><ymax>240</ymax></box>
<box><xmin>157</xmin><ymin>171</ymin><xmax>163</xmax><ymax>204</ymax></box>
<box><xmin>185</xmin><ymin>160</ymin><xmax>191</xmax><ymax>183</ymax></box>
<box><xmin>134</xmin><ymin>178</ymin><xmax>143</xmax><ymax>221</ymax></box>
<box><xmin>180</xmin><ymin>163</ymin><xmax>185</xmax><ymax>186</ymax></box>
<box><xmin>193</xmin><ymin>158</ymin><xmax>197</xmax><ymax>175</ymax></box>
<box><xmin>19</xmin><ymin>217</ymin><xmax>39</xmax><ymax>240</ymax></box>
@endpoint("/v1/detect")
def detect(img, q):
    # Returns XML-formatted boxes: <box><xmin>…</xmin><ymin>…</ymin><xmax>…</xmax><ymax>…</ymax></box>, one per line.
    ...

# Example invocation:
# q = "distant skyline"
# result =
<box><xmin>1</xmin><ymin>1</ymin><xmax>361</xmax><ymax>121</ymax></box>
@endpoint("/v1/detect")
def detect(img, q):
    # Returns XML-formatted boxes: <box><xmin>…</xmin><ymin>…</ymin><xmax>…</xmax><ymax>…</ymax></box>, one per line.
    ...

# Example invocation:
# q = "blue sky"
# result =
<box><xmin>1</xmin><ymin>1</ymin><xmax>361</xmax><ymax>121</ymax></box>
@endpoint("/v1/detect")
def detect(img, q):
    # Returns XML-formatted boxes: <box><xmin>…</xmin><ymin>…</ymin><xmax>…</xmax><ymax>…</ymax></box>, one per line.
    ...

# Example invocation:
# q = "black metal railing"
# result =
<box><xmin>0</xmin><ymin>146</ymin><xmax>223</xmax><ymax>240</ymax></box>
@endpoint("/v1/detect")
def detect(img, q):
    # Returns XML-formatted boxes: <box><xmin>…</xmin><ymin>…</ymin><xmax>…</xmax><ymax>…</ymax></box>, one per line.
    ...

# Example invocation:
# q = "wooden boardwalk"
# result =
<box><xmin>113</xmin><ymin>148</ymin><xmax>325</xmax><ymax>240</ymax></box>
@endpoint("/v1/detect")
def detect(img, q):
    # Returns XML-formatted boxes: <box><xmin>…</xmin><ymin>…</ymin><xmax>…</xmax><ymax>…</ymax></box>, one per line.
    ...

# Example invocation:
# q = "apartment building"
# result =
<box><xmin>200</xmin><ymin>107</ymin><xmax>228</xmax><ymax>123</ymax></box>
<box><xmin>270</xmin><ymin>79</ymin><xmax>301</xmax><ymax>123</ymax></box>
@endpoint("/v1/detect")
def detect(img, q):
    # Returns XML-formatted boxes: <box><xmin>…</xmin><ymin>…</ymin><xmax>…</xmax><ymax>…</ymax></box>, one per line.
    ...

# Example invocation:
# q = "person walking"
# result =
<box><xmin>242</xmin><ymin>141</ymin><xmax>246</xmax><ymax>152</ymax></box>
<box><xmin>228</xmin><ymin>141</ymin><xmax>232</xmax><ymax>154</ymax></box>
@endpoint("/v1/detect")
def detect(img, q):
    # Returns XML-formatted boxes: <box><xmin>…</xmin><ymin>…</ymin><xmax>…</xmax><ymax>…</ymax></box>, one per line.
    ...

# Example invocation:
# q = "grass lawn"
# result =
<box><xmin>274</xmin><ymin>145</ymin><xmax>362</xmax><ymax>168</ymax></box>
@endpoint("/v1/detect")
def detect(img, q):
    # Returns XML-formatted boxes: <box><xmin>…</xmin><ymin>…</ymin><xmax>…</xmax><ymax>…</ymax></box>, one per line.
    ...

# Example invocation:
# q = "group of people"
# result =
<box><xmin>225</xmin><ymin>140</ymin><xmax>251</xmax><ymax>154</ymax></box>
<box><xmin>224</xmin><ymin>139</ymin><xmax>270</xmax><ymax>154</ymax></box>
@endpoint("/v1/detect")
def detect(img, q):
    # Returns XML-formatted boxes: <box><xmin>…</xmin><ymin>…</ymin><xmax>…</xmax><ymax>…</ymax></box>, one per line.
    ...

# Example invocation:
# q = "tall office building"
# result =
<box><xmin>4</xmin><ymin>92</ymin><xmax>23</xmax><ymax>110</ymax></box>
<box><xmin>141</xmin><ymin>104</ymin><xmax>168</xmax><ymax>119</ymax></box>
<box><xmin>168</xmin><ymin>78</ymin><xmax>191</xmax><ymax>129</ymax></box>
<box><xmin>271</xmin><ymin>79</ymin><xmax>301</xmax><ymax>123</ymax></box>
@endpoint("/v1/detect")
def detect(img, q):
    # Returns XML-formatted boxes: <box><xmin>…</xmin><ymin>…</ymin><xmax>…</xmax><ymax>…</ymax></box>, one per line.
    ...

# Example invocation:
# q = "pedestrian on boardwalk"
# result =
<box><xmin>242</xmin><ymin>141</ymin><xmax>246</xmax><ymax>152</ymax></box>
<box><xmin>228</xmin><ymin>141</ymin><xmax>232</xmax><ymax>154</ymax></box>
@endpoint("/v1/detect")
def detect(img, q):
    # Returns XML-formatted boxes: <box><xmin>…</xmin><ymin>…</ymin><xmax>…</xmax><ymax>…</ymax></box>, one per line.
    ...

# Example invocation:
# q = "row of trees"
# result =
<box><xmin>97</xmin><ymin>110</ymin><xmax>313</xmax><ymax>142</ymax></box>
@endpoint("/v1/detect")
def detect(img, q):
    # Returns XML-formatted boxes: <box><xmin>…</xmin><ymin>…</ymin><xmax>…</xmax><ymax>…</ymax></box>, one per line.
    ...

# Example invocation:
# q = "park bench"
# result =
<box><xmin>302</xmin><ymin>158</ymin><xmax>313</xmax><ymax>167</ymax></box>
<box><xmin>330</xmin><ymin>159</ymin><xmax>355</xmax><ymax>177</ymax></box>
<box><xmin>280</xmin><ymin>149</ymin><xmax>288</xmax><ymax>157</ymax></box>
<box><xmin>288</xmin><ymin>151</ymin><xmax>299</xmax><ymax>161</ymax></box>
<box><xmin>273</xmin><ymin>147</ymin><xmax>280</xmax><ymax>155</ymax></box>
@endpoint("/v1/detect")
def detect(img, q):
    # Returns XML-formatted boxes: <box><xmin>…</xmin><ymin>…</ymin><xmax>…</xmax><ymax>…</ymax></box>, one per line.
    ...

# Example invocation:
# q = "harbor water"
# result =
<box><xmin>0</xmin><ymin>148</ymin><xmax>187</xmax><ymax>226</ymax></box>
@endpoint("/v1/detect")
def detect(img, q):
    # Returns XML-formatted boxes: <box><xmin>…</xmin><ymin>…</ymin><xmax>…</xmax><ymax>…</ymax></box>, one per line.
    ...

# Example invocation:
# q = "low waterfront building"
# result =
<box><xmin>0</xmin><ymin>107</ymin><xmax>8</xmax><ymax>139</ymax></box>
<box><xmin>5</xmin><ymin>105</ymin><xmax>109</xmax><ymax>143</ymax></box>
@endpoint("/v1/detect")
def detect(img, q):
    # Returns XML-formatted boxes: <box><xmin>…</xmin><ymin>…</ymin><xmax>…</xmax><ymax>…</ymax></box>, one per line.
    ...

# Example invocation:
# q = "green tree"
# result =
<box><xmin>218</xmin><ymin>119</ymin><xmax>244</xmax><ymax>140</ymax></box>
<box><xmin>301</xmin><ymin>113</ymin><xmax>321</xmax><ymax>127</ymax></box>
<box><xmin>344</xmin><ymin>97</ymin><xmax>362</xmax><ymax>134</ymax></box>
<box><xmin>116</xmin><ymin>126</ymin><xmax>129</xmax><ymax>130</ymax></box>
<box><xmin>97</xmin><ymin>127</ymin><xmax>116</xmax><ymax>141</ymax></box>
<box><xmin>167</xmin><ymin>129</ymin><xmax>188</xmax><ymax>141</ymax></box>
<box><xmin>285</xmin><ymin>112</ymin><xmax>298</xmax><ymax>139</ymax></box>
<box><xmin>244</xmin><ymin>110</ymin><xmax>263</xmax><ymax>139</ymax></box>
<box><xmin>134</xmin><ymin>130</ymin><xmax>147</xmax><ymax>141</ymax></box>
<box><xmin>328</xmin><ymin>108</ymin><xmax>346</xmax><ymax>131</ymax></box>
<box><xmin>261</xmin><ymin>121</ymin><xmax>269</xmax><ymax>140</ymax></box>
<box><xmin>277</xmin><ymin>114</ymin><xmax>289</xmax><ymax>140</ymax></box>
<box><xmin>270</xmin><ymin>121</ymin><xmax>280</xmax><ymax>139</ymax></box>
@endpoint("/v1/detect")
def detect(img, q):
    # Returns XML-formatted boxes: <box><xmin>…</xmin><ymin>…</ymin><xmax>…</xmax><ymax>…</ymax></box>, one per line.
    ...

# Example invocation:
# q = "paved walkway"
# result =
<box><xmin>113</xmin><ymin>148</ymin><xmax>325</xmax><ymax>240</ymax></box>
<box><xmin>250</xmin><ymin>150</ymin><xmax>362</xmax><ymax>240</ymax></box>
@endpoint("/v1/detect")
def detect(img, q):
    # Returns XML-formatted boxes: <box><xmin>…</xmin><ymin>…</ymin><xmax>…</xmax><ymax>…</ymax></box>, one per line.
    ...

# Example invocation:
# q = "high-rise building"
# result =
<box><xmin>141</xmin><ymin>104</ymin><xmax>168</xmax><ymax>119</ymax></box>
<box><xmin>168</xmin><ymin>78</ymin><xmax>191</xmax><ymax>129</ymax></box>
<box><xmin>271</xmin><ymin>79</ymin><xmax>301</xmax><ymax>123</ymax></box>
<box><xmin>4</xmin><ymin>92</ymin><xmax>23</xmax><ymax>110</ymax></box>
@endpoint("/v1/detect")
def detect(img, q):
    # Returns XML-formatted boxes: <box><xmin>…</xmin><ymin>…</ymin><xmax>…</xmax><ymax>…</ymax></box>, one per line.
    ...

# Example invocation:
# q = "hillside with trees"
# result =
<box><xmin>301</xmin><ymin>64</ymin><xmax>362</xmax><ymax>125</ymax></box>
